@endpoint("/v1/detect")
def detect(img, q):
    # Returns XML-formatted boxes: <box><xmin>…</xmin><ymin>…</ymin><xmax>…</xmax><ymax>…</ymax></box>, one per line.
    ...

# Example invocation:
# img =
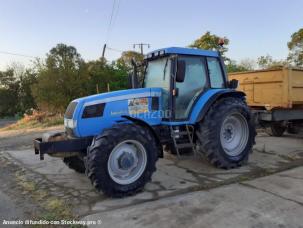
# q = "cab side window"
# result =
<box><xmin>207</xmin><ymin>57</ymin><xmax>225</xmax><ymax>88</ymax></box>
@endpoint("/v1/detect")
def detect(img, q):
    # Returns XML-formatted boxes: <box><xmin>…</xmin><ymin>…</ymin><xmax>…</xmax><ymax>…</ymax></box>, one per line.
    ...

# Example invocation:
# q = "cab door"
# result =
<box><xmin>173</xmin><ymin>56</ymin><xmax>209</xmax><ymax>120</ymax></box>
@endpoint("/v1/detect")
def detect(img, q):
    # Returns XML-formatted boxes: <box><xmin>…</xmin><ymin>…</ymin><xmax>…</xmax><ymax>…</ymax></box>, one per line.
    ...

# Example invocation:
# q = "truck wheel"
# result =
<box><xmin>268</xmin><ymin>122</ymin><xmax>286</xmax><ymax>137</ymax></box>
<box><xmin>63</xmin><ymin>156</ymin><xmax>85</xmax><ymax>173</ymax></box>
<box><xmin>287</xmin><ymin>125</ymin><xmax>300</xmax><ymax>134</ymax></box>
<box><xmin>197</xmin><ymin>97</ymin><xmax>256</xmax><ymax>169</ymax></box>
<box><xmin>86</xmin><ymin>124</ymin><xmax>158</xmax><ymax>197</ymax></box>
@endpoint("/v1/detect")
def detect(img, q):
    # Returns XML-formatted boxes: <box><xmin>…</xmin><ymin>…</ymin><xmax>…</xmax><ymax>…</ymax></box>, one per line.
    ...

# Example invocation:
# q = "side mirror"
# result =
<box><xmin>228</xmin><ymin>79</ymin><xmax>239</xmax><ymax>89</ymax></box>
<box><xmin>176</xmin><ymin>60</ymin><xmax>186</xmax><ymax>83</ymax></box>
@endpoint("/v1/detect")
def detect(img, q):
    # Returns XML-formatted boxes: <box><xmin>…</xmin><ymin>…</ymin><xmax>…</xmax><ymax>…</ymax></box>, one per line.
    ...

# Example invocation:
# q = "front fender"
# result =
<box><xmin>189</xmin><ymin>89</ymin><xmax>246</xmax><ymax>124</ymax></box>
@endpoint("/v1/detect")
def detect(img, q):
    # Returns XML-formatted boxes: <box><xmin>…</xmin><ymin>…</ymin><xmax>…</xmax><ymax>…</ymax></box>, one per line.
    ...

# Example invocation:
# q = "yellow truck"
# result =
<box><xmin>229</xmin><ymin>67</ymin><xmax>303</xmax><ymax>136</ymax></box>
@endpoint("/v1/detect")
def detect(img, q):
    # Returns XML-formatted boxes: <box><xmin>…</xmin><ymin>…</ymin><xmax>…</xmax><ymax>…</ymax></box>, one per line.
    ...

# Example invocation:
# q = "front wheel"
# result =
<box><xmin>196</xmin><ymin>97</ymin><xmax>256</xmax><ymax>169</ymax></box>
<box><xmin>86</xmin><ymin>124</ymin><xmax>158</xmax><ymax>197</ymax></box>
<box><xmin>63</xmin><ymin>156</ymin><xmax>85</xmax><ymax>173</ymax></box>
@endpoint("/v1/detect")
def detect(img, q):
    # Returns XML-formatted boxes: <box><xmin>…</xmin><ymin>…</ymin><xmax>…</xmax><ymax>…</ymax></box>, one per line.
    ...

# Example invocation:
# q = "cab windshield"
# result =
<box><xmin>143</xmin><ymin>57</ymin><xmax>171</xmax><ymax>111</ymax></box>
<box><xmin>143</xmin><ymin>57</ymin><xmax>171</xmax><ymax>91</ymax></box>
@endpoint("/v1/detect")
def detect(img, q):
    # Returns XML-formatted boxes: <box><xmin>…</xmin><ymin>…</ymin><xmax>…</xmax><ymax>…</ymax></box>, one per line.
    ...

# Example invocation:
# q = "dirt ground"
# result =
<box><xmin>0</xmin><ymin>123</ymin><xmax>303</xmax><ymax>227</ymax></box>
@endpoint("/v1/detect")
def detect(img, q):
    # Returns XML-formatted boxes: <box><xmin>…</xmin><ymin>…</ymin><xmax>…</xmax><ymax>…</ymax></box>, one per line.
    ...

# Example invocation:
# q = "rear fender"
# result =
<box><xmin>193</xmin><ymin>90</ymin><xmax>246</xmax><ymax>123</ymax></box>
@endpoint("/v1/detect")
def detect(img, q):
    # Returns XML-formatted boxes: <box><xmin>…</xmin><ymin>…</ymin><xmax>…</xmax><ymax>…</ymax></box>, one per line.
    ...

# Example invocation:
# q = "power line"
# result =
<box><xmin>111</xmin><ymin>0</ymin><xmax>121</xmax><ymax>32</ymax></box>
<box><xmin>102</xmin><ymin>0</ymin><xmax>122</xmax><ymax>59</ymax></box>
<box><xmin>105</xmin><ymin>0</ymin><xmax>117</xmax><ymax>43</ymax></box>
<box><xmin>107</xmin><ymin>46</ymin><xmax>124</xmax><ymax>53</ymax></box>
<box><xmin>0</xmin><ymin>51</ymin><xmax>36</xmax><ymax>59</ymax></box>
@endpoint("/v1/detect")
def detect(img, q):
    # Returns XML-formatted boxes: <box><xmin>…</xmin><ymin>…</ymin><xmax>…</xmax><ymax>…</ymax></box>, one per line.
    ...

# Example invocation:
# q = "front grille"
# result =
<box><xmin>65</xmin><ymin>102</ymin><xmax>77</xmax><ymax>119</ymax></box>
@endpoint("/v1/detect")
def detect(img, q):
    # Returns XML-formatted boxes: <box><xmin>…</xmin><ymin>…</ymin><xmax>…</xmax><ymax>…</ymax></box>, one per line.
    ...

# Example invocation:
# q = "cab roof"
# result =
<box><xmin>145</xmin><ymin>47</ymin><xmax>219</xmax><ymax>59</ymax></box>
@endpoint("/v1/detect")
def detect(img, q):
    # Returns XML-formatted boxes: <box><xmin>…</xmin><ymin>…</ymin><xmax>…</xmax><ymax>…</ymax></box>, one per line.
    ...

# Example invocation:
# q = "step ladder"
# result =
<box><xmin>170</xmin><ymin>125</ymin><xmax>197</xmax><ymax>158</ymax></box>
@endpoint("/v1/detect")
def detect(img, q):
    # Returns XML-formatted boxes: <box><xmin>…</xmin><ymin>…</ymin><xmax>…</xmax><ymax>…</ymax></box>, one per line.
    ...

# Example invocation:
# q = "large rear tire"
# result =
<box><xmin>86</xmin><ymin>124</ymin><xmax>158</xmax><ymax>197</ymax></box>
<box><xmin>196</xmin><ymin>97</ymin><xmax>256</xmax><ymax>169</ymax></box>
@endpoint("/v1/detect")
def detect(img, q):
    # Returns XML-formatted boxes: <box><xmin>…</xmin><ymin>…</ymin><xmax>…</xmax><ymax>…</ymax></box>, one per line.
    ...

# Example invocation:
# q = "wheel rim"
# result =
<box><xmin>108</xmin><ymin>140</ymin><xmax>147</xmax><ymax>185</ymax></box>
<box><xmin>220</xmin><ymin>113</ymin><xmax>249</xmax><ymax>157</ymax></box>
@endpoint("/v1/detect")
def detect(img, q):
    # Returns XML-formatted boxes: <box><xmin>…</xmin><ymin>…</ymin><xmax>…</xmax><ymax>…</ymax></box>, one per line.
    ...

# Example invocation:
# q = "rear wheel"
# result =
<box><xmin>196</xmin><ymin>97</ymin><xmax>256</xmax><ymax>169</ymax></box>
<box><xmin>267</xmin><ymin>122</ymin><xmax>286</xmax><ymax>137</ymax></box>
<box><xmin>86</xmin><ymin>124</ymin><xmax>158</xmax><ymax>197</ymax></box>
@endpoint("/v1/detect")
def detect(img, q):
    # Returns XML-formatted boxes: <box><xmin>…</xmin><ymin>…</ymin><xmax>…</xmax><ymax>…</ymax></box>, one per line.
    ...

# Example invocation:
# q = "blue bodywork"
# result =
<box><xmin>68</xmin><ymin>88</ymin><xmax>162</xmax><ymax>137</ymax></box>
<box><xmin>66</xmin><ymin>87</ymin><xmax>228</xmax><ymax>137</ymax></box>
<box><xmin>147</xmin><ymin>47</ymin><xmax>219</xmax><ymax>58</ymax></box>
<box><xmin>64</xmin><ymin>47</ymin><xmax>236</xmax><ymax>138</ymax></box>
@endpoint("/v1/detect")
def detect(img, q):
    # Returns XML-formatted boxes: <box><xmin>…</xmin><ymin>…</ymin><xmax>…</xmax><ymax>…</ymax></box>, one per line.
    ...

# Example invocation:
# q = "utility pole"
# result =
<box><xmin>133</xmin><ymin>43</ymin><xmax>150</xmax><ymax>55</ymax></box>
<box><xmin>101</xmin><ymin>44</ymin><xmax>107</xmax><ymax>60</ymax></box>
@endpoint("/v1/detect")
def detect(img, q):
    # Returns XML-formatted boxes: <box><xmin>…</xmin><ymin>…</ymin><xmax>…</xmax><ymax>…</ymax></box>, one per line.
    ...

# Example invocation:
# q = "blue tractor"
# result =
<box><xmin>34</xmin><ymin>47</ymin><xmax>256</xmax><ymax>197</ymax></box>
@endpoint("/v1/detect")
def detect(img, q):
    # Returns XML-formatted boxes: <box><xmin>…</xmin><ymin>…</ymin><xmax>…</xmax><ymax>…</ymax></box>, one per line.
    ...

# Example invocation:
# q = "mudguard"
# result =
<box><xmin>191</xmin><ymin>90</ymin><xmax>246</xmax><ymax>123</ymax></box>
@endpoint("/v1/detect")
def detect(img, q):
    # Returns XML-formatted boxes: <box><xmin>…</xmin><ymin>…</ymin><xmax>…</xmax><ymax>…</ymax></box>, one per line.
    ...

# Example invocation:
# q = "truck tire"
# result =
<box><xmin>268</xmin><ymin>122</ymin><xmax>286</xmax><ymax>137</ymax></box>
<box><xmin>63</xmin><ymin>156</ymin><xmax>85</xmax><ymax>173</ymax></box>
<box><xmin>86</xmin><ymin>124</ymin><xmax>158</xmax><ymax>197</ymax></box>
<box><xmin>197</xmin><ymin>97</ymin><xmax>256</xmax><ymax>169</ymax></box>
<box><xmin>287</xmin><ymin>125</ymin><xmax>300</xmax><ymax>134</ymax></box>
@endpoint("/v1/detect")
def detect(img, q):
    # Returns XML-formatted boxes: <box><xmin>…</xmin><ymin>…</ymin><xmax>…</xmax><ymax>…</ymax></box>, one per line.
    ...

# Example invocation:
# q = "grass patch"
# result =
<box><xmin>1</xmin><ymin>110</ymin><xmax>63</xmax><ymax>131</ymax></box>
<box><xmin>15</xmin><ymin>172</ymin><xmax>83</xmax><ymax>227</ymax></box>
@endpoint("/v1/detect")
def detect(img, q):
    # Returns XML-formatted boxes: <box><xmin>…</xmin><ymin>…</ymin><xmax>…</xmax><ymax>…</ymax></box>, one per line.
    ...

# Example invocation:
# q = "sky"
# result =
<box><xmin>0</xmin><ymin>0</ymin><xmax>303</xmax><ymax>70</ymax></box>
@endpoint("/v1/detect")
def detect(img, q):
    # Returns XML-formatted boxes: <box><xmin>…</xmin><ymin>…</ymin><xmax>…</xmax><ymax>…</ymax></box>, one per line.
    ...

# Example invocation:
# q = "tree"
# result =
<box><xmin>238</xmin><ymin>58</ymin><xmax>256</xmax><ymax>71</ymax></box>
<box><xmin>257</xmin><ymin>55</ymin><xmax>286</xmax><ymax>69</ymax></box>
<box><xmin>0</xmin><ymin>69</ymin><xmax>20</xmax><ymax>117</ymax></box>
<box><xmin>86</xmin><ymin>60</ymin><xmax>128</xmax><ymax>94</ymax></box>
<box><xmin>31</xmin><ymin>43</ymin><xmax>129</xmax><ymax>113</ymax></box>
<box><xmin>116</xmin><ymin>51</ymin><xmax>144</xmax><ymax>84</ymax></box>
<box><xmin>288</xmin><ymin>28</ymin><xmax>303</xmax><ymax>67</ymax></box>
<box><xmin>225</xmin><ymin>60</ymin><xmax>250</xmax><ymax>73</ymax></box>
<box><xmin>189</xmin><ymin>31</ymin><xmax>229</xmax><ymax>59</ymax></box>
<box><xmin>116</xmin><ymin>51</ymin><xmax>144</xmax><ymax>71</ymax></box>
<box><xmin>19</xmin><ymin>69</ymin><xmax>37</xmax><ymax>113</ymax></box>
<box><xmin>32</xmin><ymin>44</ymin><xmax>88</xmax><ymax>112</ymax></box>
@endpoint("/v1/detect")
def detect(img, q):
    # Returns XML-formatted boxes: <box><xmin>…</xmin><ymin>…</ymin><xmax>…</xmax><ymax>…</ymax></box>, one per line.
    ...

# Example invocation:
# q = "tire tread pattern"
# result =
<box><xmin>85</xmin><ymin>123</ymin><xmax>158</xmax><ymax>198</ymax></box>
<box><xmin>197</xmin><ymin>97</ymin><xmax>256</xmax><ymax>169</ymax></box>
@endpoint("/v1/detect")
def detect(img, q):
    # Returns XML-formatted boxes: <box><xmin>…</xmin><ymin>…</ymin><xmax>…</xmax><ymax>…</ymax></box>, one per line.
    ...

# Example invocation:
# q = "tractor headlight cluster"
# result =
<box><xmin>64</xmin><ymin>119</ymin><xmax>77</xmax><ymax>129</ymax></box>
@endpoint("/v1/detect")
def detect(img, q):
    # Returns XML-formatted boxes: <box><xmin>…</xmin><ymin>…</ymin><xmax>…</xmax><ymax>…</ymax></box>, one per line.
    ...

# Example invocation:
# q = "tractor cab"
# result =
<box><xmin>140</xmin><ymin>47</ymin><xmax>228</xmax><ymax>120</ymax></box>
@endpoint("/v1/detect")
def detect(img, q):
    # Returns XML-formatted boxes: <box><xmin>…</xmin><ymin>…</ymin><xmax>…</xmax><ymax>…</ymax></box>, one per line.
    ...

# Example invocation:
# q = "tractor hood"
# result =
<box><xmin>73</xmin><ymin>87</ymin><xmax>161</xmax><ymax>107</ymax></box>
<box><xmin>65</xmin><ymin>87</ymin><xmax>163</xmax><ymax>137</ymax></box>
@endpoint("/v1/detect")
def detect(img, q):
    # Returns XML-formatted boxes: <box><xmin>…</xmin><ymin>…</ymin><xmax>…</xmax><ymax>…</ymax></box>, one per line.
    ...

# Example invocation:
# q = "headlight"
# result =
<box><xmin>65</xmin><ymin>102</ymin><xmax>78</xmax><ymax>119</ymax></box>
<box><xmin>64</xmin><ymin>118</ymin><xmax>77</xmax><ymax>129</ymax></box>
